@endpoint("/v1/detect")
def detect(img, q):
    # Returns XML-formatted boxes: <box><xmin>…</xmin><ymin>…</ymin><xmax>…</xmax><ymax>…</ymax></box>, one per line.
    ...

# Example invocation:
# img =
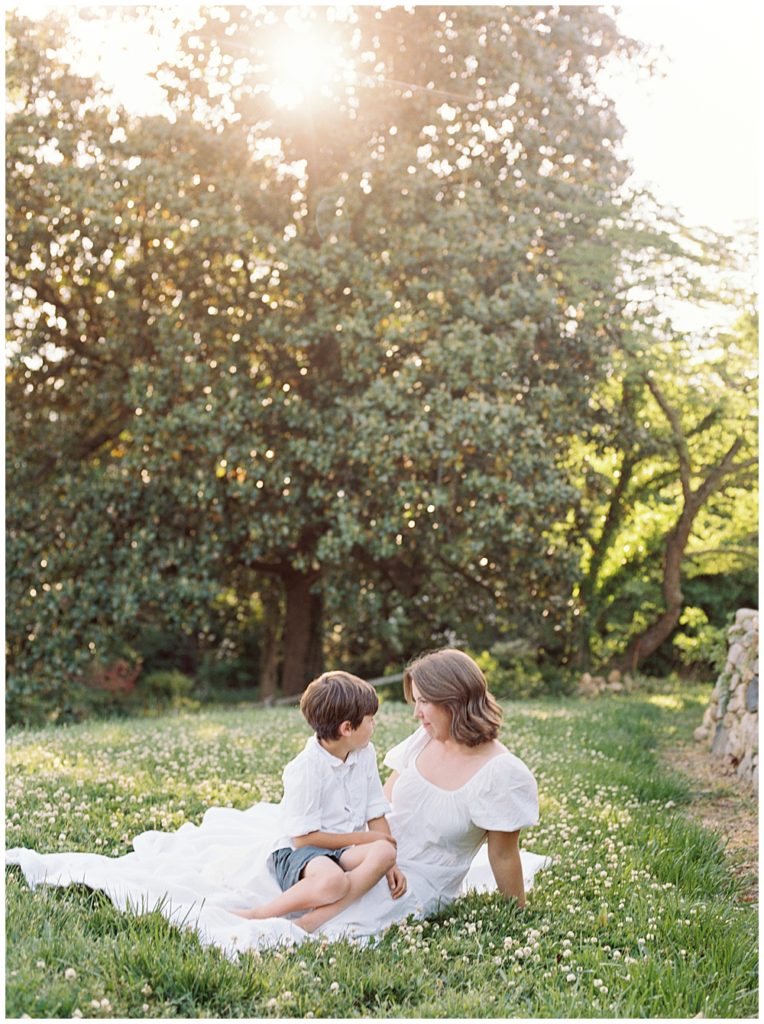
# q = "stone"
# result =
<box><xmin>591</xmin><ymin>676</ymin><xmax>606</xmax><ymax>689</ymax></box>
<box><xmin>697</xmin><ymin>609</ymin><xmax>757</xmax><ymax>789</ymax></box>
<box><xmin>608</xmin><ymin>681</ymin><xmax>624</xmax><ymax>693</ymax></box>
<box><xmin>727</xmin><ymin>722</ymin><xmax>745</xmax><ymax>761</ymax></box>
<box><xmin>607</xmin><ymin>669</ymin><xmax>621</xmax><ymax>684</ymax></box>
<box><xmin>727</xmin><ymin>687</ymin><xmax>745</xmax><ymax>715</ymax></box>
<box><xmin>735</xmin><ymin>608</ymin><xmax>758</xmax><ymax>627</ymax></box>
<box><xmin>727</xmin><ymin>642</ymin><xmax>745</xmax><ymax>668</ymax></box>
<box><xmin>719</xmin><ymin>689</ymin><xmax>731</xmax><ymax>717</ymax></box>
<box><xmin>711</xmin><ymin>723</ymin><xmax>728</xmax><ymax>755</ymax></box>
<box><xmin>746</xmin><ymin>675</ymin><xmax>758</xmax><ymax>712</ymax></box>
<box><xmin>577</xmin><ymin>675</ymin><xmax>599</xmax><ymax>698</ymax></box>
<box><xmin>737</xmin><ymin>716</ymin><xmax>757</xmax><ymax>749</ymax></box>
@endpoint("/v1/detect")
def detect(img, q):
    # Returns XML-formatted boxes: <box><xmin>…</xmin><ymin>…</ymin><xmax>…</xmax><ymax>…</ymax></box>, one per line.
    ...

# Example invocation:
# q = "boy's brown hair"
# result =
<box><xmin>300</xmin><ymin>671</ymin><xmax>379</xmax><ymax>740</ymax></box>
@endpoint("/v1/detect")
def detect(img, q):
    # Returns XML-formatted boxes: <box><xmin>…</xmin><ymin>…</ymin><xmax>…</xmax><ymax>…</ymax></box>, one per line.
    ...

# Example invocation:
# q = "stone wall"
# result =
<box><xmin>694</xmin><ymin>608</ymin><xmax>758</xmax><ymax>790</ymax></box>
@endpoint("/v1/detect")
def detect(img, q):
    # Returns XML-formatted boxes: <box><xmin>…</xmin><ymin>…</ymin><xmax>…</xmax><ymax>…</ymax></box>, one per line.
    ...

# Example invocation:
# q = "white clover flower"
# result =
<box><xmin>266</xmin><ymin>998</ymin><xmax>278</xmax><ymax>1008</ymax></box>
<box><xmin>329</xmin><ymin>981</ymin><xmax>340</xmax><ymax>993</ymax></box>
<box><xmin>64</xmin><ymin>968</ymin><xmax>77</xmax><ymax>980</ymax></box>
<box><xmin>36</xmin><ymin>960</ymin><xmax>45</xmax><ymax>968</ymax></box>
<box><xmin>566</xmin><ymin>973</ymin><xmax>576</xmax><ymax>983</ymax></box>
<box><xmin>141</xmin><ymin>983</ymin><xmax>152</xmax><ymax>996</ymax></box>
<box><xmin>71</xmin><ymin>1011</ymin><xmax>83</xmax><ymax>1019</ymax></box>
<box><xmin>593</xmin><ymin>979</ymin><xmax>603</xmax><ymax>988</ymax></box>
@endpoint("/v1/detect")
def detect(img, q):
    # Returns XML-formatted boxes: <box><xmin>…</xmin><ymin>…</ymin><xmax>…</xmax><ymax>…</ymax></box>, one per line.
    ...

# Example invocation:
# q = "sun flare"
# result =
<box><xmin>269</xmin><ymin>32</ymin><xmax>343</xmax><ymax>108</ymax></box>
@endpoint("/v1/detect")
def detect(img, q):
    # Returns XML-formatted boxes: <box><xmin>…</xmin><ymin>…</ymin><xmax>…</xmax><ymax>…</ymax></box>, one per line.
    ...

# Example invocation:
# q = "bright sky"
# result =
<box><xmin>23</xmin><ymin>2</ymin><xmax>761</xmax><ymax>239</ymax></box>
<box><xmin>608</xmin><ymin>4</ymin><xmax>759</xmax><ymax>236</ymax></box>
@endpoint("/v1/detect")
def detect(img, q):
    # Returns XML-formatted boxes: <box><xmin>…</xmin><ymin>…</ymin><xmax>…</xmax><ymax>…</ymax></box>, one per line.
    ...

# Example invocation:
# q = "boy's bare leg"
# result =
<box><xmin>295</xmin><ymin>840</ymin><xmax>397</xmax><ymax>933</ymax></box>
<box><xmin>231</xmin><ymin>856</ymin><xmax>349</xmax><ymax>920</ymax></box>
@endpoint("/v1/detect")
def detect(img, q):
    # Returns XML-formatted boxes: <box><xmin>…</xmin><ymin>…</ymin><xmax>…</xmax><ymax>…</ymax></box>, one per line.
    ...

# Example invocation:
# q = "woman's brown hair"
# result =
<box><xmin>403</xmin><ymin>648</ymin><xmax>502</xmax><ymax>747</ymax></box>
<box><xmin>300</xmin><ymin>671</ymin><xmax>379</xmax><ymax>740</ymax></box>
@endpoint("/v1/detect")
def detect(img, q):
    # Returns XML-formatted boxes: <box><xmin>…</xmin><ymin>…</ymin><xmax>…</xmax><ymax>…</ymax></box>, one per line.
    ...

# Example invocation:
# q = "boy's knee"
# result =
<box><xmin>370</xmin><ymin>840</ymin><xmax>397</xmax><ymax>872</ymax></box>
<box><xmin>323</xmin><ymin>869</ymin><xmax>351</xmax><ymax>903</ymax></box>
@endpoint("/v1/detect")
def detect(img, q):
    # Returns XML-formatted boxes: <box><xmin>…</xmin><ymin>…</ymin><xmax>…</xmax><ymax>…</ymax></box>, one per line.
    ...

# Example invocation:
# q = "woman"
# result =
<box><xmin>6</xmin><ymin>650</ymin><xmax>546</xmax><ymax>953</ymax></box>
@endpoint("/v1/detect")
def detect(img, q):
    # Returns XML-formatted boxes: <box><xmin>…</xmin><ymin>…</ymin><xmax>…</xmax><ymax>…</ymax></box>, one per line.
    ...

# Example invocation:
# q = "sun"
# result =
<box><xmin>269</xmin><ymin>31</ymin><xmax>344</xmax><ymax>108</ymax></box>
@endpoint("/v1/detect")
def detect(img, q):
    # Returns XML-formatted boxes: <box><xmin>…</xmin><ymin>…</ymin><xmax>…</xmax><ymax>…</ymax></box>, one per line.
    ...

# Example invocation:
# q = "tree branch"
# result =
<box><xmin>644</xmin><ymin>373</ymin><xmax>692</xmax><ymax>498</ymax></box>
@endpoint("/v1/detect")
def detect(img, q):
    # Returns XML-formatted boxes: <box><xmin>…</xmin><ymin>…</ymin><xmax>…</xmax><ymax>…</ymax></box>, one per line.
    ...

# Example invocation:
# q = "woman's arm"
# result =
<box><xmin>487</xmin><ymin>829</ymin><xmax>525</xmax><ymax>908</ymax></box>
<box><xmin>382</xmin><ymin>770</ymin><xmax>400</xmax><ymax>802</ymax></box>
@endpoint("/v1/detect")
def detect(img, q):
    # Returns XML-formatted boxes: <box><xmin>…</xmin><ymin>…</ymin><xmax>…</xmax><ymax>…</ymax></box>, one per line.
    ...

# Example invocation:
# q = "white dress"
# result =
<box><xmin>6</xmin><ymin>729</ymin><xmax>549</xmax><ymax>956</ymax></box>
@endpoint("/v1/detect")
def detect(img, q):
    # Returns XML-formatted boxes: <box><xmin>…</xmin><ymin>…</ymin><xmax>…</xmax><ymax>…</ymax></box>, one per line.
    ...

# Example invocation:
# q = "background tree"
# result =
<box><xmin>568</xmin><ymin>261</ymin><xmax>757</xmax><ymax>675</ymax></box>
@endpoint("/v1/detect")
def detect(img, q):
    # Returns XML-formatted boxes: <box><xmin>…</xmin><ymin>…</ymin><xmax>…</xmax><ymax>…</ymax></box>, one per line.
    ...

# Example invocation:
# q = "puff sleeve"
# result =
<box><xmin>383</xmin><ymin>726</ymin><xmax>429</xmax><ymax>773</ymax></box>
<box><xmin>470</xmin><ymin>754</ymin><xmax>539</xmax><ymax>833</ymax></box>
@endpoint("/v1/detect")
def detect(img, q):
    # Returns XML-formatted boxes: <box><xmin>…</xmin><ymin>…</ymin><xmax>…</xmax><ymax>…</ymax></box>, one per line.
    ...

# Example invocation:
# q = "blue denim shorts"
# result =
<box><xmin>271</xmin><ymin>845</ymin><xmax>350</xmax><ymax>891</ymax></box>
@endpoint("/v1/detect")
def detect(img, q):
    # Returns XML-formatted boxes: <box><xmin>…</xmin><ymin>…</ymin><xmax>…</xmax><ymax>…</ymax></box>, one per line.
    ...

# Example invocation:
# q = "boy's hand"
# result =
<box><xmin>386</xmin><ymin>865</ymin><xmax>407</xmax><ymax>899</ymax></box>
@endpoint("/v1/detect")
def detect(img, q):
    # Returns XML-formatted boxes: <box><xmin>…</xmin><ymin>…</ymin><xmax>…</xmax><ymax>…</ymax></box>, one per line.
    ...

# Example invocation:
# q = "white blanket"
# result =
<box><xmin>6</xmin><ymin>801</ymin><xmax>550</xmax><ymax>956</ymax></box>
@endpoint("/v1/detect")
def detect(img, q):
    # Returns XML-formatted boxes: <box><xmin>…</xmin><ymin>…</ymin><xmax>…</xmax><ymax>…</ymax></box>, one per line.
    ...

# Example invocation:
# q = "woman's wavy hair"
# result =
<box><xmin>403</xmin><ymin>648</ymin><xmax>502</xmax><ymax>747</ymax></box>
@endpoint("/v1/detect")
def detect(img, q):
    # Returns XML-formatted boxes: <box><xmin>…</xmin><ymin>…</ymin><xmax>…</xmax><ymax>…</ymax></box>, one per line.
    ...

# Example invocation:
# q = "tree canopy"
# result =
<box><xmin>6</xmin><ymin>6</ymin><xmax>757</xmax><ymax>722</ymax></box>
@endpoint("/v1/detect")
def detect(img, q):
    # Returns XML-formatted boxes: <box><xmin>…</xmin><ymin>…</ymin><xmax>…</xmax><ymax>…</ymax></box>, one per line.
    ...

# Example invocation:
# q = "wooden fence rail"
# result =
<box><xmin>260</xmin><ymin>672</ymin><xmax>405</xmax><ymax>708</ymax></box>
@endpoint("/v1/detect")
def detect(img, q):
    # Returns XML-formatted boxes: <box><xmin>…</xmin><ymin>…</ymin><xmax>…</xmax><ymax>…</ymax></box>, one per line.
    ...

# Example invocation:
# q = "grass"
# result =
<box><xmin>5</xmin><ymin>683</ymin><xmax>758</xmax><ymax>1018</ymax></box>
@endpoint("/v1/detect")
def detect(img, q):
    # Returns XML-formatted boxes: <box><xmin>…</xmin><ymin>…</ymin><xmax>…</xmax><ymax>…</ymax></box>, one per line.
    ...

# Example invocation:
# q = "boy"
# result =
<box><xmin>233</xmin><ymin>671</ymin><xmax>406</xmax><ymax>932</ymax></box>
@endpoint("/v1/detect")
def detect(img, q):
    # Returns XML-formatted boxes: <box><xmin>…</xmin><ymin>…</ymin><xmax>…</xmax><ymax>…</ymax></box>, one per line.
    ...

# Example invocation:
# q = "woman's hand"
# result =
<box><xmin>487</xmin><ymin>829</ymin><xmax>525</xmax><ymax>908</ymax></box>
<box><xmin>386</xmin><ymin>864</ymin><xmax>407</xmax><ymax>899</ymax></box>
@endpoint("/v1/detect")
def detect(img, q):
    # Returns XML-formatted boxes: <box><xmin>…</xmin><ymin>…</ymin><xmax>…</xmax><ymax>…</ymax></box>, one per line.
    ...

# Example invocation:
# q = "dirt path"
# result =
<box><xmin>662</xmin><ymin>740</ymin><xmax>758</xmax><ymax>904</ymax></box>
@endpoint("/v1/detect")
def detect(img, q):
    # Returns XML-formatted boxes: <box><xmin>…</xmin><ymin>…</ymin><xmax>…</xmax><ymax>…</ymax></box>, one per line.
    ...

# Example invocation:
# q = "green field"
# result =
<box><xmin>6</xmin><ymin>686</ymin><xmax>758</xmax><ymax>1018</ymax></box>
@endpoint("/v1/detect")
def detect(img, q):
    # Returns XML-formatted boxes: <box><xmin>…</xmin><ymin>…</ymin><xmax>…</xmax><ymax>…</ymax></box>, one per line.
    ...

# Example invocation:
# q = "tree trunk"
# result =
<box><xmin>618</xmin><ymin>503</ymin><xmax>698</xmax><ymax>672</ymax></box>
<box><xmin>573</xmin><ymin>450</ymin><xmax>637</xmax><ymax>669</ymax></box>
<box><xmin>281</xmin><ymin>570</ymin><xmax>323</xmax><ymax>696</ymax></box>
<box><xmin>258</xmin><ymin>577</ymin><xmax>283</xmax><ymax>703</ymax></box>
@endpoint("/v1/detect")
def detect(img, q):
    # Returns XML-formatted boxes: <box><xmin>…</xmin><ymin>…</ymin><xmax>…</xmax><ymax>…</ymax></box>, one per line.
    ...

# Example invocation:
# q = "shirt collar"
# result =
<box><xmin>308</xmin><ymin>734</ymin><xmax>360</xmax><ymax>768</ymax></box>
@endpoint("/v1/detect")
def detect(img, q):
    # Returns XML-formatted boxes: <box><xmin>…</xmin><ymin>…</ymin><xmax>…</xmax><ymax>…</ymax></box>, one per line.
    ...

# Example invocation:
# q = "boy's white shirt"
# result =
<box><xmin>270</xmin><ymin>736</ymin><xmax>391</xmax><ymax>853</ymax></box>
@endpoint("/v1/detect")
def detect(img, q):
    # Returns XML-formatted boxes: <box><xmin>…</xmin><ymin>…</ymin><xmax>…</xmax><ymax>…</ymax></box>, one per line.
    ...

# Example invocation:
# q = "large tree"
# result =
<box><xmin>7</xmin><ymin>6</ymin><xmax>643</xmax><ymax>711</ymax></box>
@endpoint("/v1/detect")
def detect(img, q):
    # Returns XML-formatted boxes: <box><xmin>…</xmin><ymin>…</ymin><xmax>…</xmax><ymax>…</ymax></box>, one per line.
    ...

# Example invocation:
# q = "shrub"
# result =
<box><xmin>136</xmin><ymin>670</ymin><xmax>197</xmax><ymax>711</ymax></box>
<box><xmin>672</xmin><ymin>607</ymin><xmax>730</xmax><ymax>677</ymax></box>
<box><xmin>469</xmin><ymin>644</ymin><xmax>548</xmax><ymax>700</ymax></box>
